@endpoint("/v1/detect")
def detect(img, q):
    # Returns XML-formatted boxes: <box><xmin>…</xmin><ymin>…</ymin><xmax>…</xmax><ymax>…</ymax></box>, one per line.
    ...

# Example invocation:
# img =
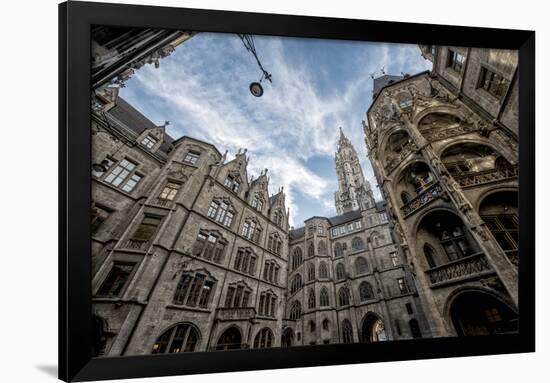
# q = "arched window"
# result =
<box><xmin>290</xmin><ymin>274</ymin><xmax>303</xmax><ymax>295</ymax></box>
<box><xmin>289</xmin><ymin>301</ymin><xmax>301</xmax><ymax>320</ymax></box>
<box><xmin>401</xmin><ymin>191</ymin><xmax>411</xmax><ymax>205</ymax></box>
<box><xmin>318</xmin><ymin>240</ymin><xmax>327</xmax><ymax>255</ymax></box>
<box><xmin>173</xmin><ymin>271</ymin><xmax>216</xmax><ymax>308</ymax></box>
<box><xmin>409</xmin><ymin>319</ymin><xmax>422</xmax><ymax>338</ymax></box>
<box><xmin>334</xmin><ymin>243</ymin><xmax>344</xmax><ymax>258</ymax></box>
<box><xmin>352</xmin><ymin>237</ymin><xmax>364</xmax><ymax>251</ymax></box>
<box><xmin>370</xmin><ymin>232</ymin><xmax>380</xmax><ymax>247</ymax></box>
<box><xmin>336</xmin><ymin>263</ymin><xmax>346</xmax><ymax>280</ymax></box>
<box><xmin>320</xmin><ymin>287</ymin><xmax>330</xmax><ymax>307</ymax></box>
<box><xmin>291</xmin><ymin>247</ymin><xmax>303</xmax><ymax>270</ymax></box>
<box><xmin>423</xmin><ymin>243</ymin><xmax>437</xmax><ymax>268</ymax></box>
<box><xmin>308</xmin><ymin>242</ymin><xmax>315</xmax><ymax>257</ymax></box>
<box><xmin>309</xmin><ymin>320</ymin><xmax>316</xmax><ymax>332</ymax></box>
<box><xmin>359</xmin><ymin>281</ymin><xmax>374</xmax><ymax>301</ymax></box>
<box><xmin>253</xmin><ymin>328</ymin><xmax>274</xmax><ymax>348</ymax></box>
<box><xmin>322</xmin><ymin>318</ymin><xmax>330</xmax><ymax>331</ymax></box>
<box><xmin>216</xmin><ymin>326</ymin><xmax>242</xmax><ymax>350</ymax></box>
<box><xmin>319</xmin><ymin>262</ymin><xmax>329</xmax><ymax>279</ymax></box>
<box><xmin>152</xmin><ymin>323</ymin><xmax>200</xmax><ymax>353</ymax></box>
<box><xmin>338</xmin><ymin>287</ymin><xmax>351</xmax><ymax>307</ymax></box>
<box><xmin>341</xmin><ymin>319</ymin><xmax>353</xmax><ymax>343</ymax></box>
<box><xmin>307</xmin><ymin>263</ymin><xmax>315</xmax><ymax>281</ymax></box>
<box><xmin>354</xmin><ymin>257</ymin><xmax>368</xmax><ymax>275</ymax></box>
<box><xmin>308</xmin><ymin>288</ymin><xmax>316</xmax><ymax>309</ymax></box>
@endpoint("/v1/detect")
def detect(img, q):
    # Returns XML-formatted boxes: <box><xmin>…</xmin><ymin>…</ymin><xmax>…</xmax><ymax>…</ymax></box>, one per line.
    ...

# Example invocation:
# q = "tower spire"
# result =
<box><xmin>334</xmin><ymin>126</ymin><xmax>374</xmax><ymax>215</ymax></box>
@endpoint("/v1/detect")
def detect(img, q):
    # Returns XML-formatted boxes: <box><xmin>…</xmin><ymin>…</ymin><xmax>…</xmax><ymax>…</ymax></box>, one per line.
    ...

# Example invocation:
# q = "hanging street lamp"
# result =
<box><xmin>238</xmin><ymin>34</ymin><xmax>273</xmax><ymax>97</ymax></box>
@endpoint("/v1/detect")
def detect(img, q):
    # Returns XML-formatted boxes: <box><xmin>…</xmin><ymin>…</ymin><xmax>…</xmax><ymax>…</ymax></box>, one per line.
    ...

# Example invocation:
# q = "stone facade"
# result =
<box><xmin>364</xmin><ymin>45</ymin><xmax>519</xmax><ymax>337</ymax></box>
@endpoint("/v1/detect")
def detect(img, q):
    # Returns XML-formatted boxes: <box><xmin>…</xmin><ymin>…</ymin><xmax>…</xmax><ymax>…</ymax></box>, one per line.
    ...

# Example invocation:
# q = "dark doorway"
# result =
<box><xmin>216</xmin><ymin>326</ymin><xmax>243</xmax><ymax>350</ymax></box>
<box><xmin>450</xmin><ymin>291</ymin><xmax>518</xmax><ymax>336</ymax></box>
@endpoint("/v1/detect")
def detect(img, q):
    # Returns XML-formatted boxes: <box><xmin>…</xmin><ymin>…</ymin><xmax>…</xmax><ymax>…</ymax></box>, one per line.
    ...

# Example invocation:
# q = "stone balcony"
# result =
<box><xmin>453</xmin><ymin>165</ymin><xmax>518</xmax><ymax>188</ymax></box>
<box><xmin>384</xmin><ymin>140</ymin><xmax>417</xmax><ymax>175</ymax></box>
<box><xmin>401</xmin><ymin>182</ymin><xmax>445</xmax><ymax>217</ymax></box>
<box><xmin>215</xmin><ymin>307</ymin><xmax>256</xmax><ymax>322</ymax></box>
<box><xmin>425</xmin><ymin>252</ymin><xmax>494</xmax><ymax>288</ymax></box>
<box><xmin>122</xmin><ymin>238</ymin><xmax>149</xmax><ymax>251</ymax></box>
<box><xmin>422</xmin><ymin>122</ymin><xmax>478</xmax><ymax>142</ymax></box>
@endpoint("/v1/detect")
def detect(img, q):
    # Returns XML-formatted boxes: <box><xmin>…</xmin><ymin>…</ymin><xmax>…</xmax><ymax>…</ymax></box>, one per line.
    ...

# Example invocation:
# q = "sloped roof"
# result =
<box><xmin>372</xmin><ymin>74</ymin><xmax>403</xmax><ymax>100</ymax></box>
<box><xmin>328</xmin><ymin>209</ymin><xmax>363</xmax><ymax>226</ymax></box>
<box><xmin>289</xmin><ymin>226</ymin><xmax>305</xmax><ymax>240</ymax></box>
<box><xmin>108</xmin><ymin>97</ymin><xmax>175</xmax><ymax>154</ymax></box>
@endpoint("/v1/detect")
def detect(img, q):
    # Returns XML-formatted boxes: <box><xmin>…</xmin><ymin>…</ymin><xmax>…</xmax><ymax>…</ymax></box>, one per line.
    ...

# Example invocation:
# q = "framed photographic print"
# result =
<box><xmin>59</xmin><ymin>1</ymin><xmax>535</xmax><ymax>381</ymax></box>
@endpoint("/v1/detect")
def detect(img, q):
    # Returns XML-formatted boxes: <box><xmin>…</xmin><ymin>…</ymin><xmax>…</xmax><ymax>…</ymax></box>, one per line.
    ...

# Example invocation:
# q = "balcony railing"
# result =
<box><xmin>452</xmin><ymin>166</ymin><xmax>518</xmax><ymax>188</ymax></box>
<box><xmin>148</xmin><ymin>197</ymin><xmax>174</xmax><ymax>208</ymax></box>
<box><xmin>422</xmin><ymin>123</ymin><xmax>478</xmax><ymax>142</ymax></box>
<box><xmin>216</xmin><ymin>307</ymin><xmax>256</xmax><ymax>321</ymax></box>
<box><xmin>425</xmin><ymin>252</ymin><xmax>493</xmax><ymax>287</ymax></box>
<box><xmin>384</xmin><ymin>140</ymin><xmax>417</xmax><ymax>175</ymax></box>
<box><xmin>123</xmin><ymin>238</ymin><xmax>149</xmax><ymax>250</ymax></box>
<box><xmin>401</xmin><ymin>182</ymin><xmax>445</xmax><ymax>217</ymax></box>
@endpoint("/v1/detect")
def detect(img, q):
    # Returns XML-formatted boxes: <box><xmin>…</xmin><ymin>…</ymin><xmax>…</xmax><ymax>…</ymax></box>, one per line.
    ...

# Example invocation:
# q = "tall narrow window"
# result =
<box><xmin>397</xmin><ymin>278</ymin><xmax>409</xmax><ymax>294</ymax></box>
<box><xmin>289</xmin><ymin>301</ymin><xmax>301</xmax><ymax>320</ymax></box>
<box><xmin>290</xmin><ymin>274</ymin><xmax>303</xmax><ymax>295</ymax></box>
<box><xmin>334</xmin><ymin>243</ymin><xmax>344</xmax><ymax>258</ymax></box>
<box><xmin>291</xmin><ymin>248</ymin><xmax>303</xmax><ymax>270</ymax></box>
<box><xmin>390</xmin><ymin>252</ymin><xmax>400</xmax><ymax>267</ymax></box>
<box><xmin>338</xmin><ymin>287</ymin><xmax>351</xmax><ymax>307</ymax></box>
<box><xmin>307</xmin><ymin>242</ymin><xmax>315</xmax><ymax>257</ymax></box>
<box><xmin>97</xmin><ymin>262</ymin><xmax>135</xmax><ymax>297</ymax></box>
<box><xmin>258</xmin><ymin>291</ymin><xmax>277</xmax><ymax>316</ymax></box>
<box><xmin>242</xmin><ymin>219</ymin><xmax>262</xmax><ymax>243</ymax></box>
<box><xmin>352</xmin><ymin>237</ymin><xmax>364</xmax><ymax>252</ymax></box>
<box><xmin>307</xmin><ymin>263</ymin><xmax>316</xmax><ymax>281</ymax></box>
<box><xmin>478</xmin><ymin>67</ymin><xmax>510</xmax><ymax>99</ymax></box>
<box><xmin>423</xmin><ymin>244</ymin><xmax>437</xmax><ymax>268</ymax></box>
<box><xmin>308</xmin><ymin>288</ymin><xmax>316</xmax><ymax>309</ymax></box>
<box><xmin>355</xmin><ymin>257</ymin><xmax>368</xmax><ymax>275</ymax></box>
<box><xmin>320</xmin><ymin>288</ymin><xmax>329</xmax><ymax>307</ymax></box>
<box><xmin>152</xmin><ymin>323</ymin><xmax>200</xmax><ymax>354</ymax></box>
<box><xmin>183</xmin><ymin>150</ymin><xmax>201</xmax><ymax>165</ymax></box>
<box><xmin>336</xmin><ymin>263</ymin><xmax>346</xmax><ymax>280</ymax></box>
<box><xmin>342</xmin><ymin>320</ymin><xmax>353</xmax><ymax>343</ymax></box>
<box><xmin>447</xmin><ymin>49</ymin><xmax>465</xmax><ymax>72</ymax></box>
<box><xmin>319</xmin><ymin>262</ymin><xmax>329</xmax><ymax>279</ymax></box>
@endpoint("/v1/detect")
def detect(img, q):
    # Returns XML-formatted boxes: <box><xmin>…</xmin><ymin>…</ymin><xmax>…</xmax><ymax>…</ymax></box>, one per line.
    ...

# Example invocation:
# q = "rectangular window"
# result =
<box><xmin>390</xmin><ymin>252</ymin><xmax>399</xmax><ymax>267</ymax></box>
<box><xmin>447</xmin><ymin>49</ymin><xmax>465</xmax><ymax>72</ymax></box>
<box><xmin>131</xmin><ymin>216</ymin><xmax>162</xmax><ymax>242</ymax></box>
<box><xmin>478</xmin><ymin>66</ymin><xmax>510</xmax><ymax>99</ymax></box>
<box><xmin>355</xmin><ymin>220</ymin><xmax>362</xmax><ymax>229</ymax></box>
<box><xmin>141</xmin><ymin>135</ymin><xmax>157</xmax><ymax>149</ymax></box>
<box><xmin>347</xmin><ymin>223</ymin><xmax>354</xmax><ymax>232</ymax></box>
<box><xmin>97</xmin><ymin>262</ymin><xmax>135</xmax><ymax>297</ymax></box>
<box><xmin>318</xmin><ymin>226</ymin><xmax>324</xmax><ymax>235</ymax></box>
<box><xmin>159</xmin><ymin>182</ymin><xmax>180</xmax><ymax>201</ymax></box>
<box><xmin>183</xmin><ymin>151</ymin><xmax>200</xmax><ymax>165</ymax></box>
<box><xmin>397</xmin><ymin>278</ymin><xmax>408</xmax><ymax>294</ymax></box>
<box><xmin>104</xmin><ymin>159</ymin><xmax>137</xmax><ymax>188</ymax></box>
<box><xmin>332</xmin><ymin>228</ymin><xmax>338</xmax><ymax>236</ymax></box>
<box><xmin>121</xmin><ymin>172</ymin><xmax>142</xmax><ymax>192</ymax></box>
<box><xmin>406</xmin><ymin>303</ymin><xmax>413</xmax><ymax>314</ymax></box>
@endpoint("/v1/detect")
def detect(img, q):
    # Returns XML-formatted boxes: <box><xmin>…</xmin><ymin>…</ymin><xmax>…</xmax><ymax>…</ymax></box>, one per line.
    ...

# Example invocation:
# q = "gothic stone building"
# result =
<box><xmin>91</xmin><ymin>95</ymin><xmax>430</xmax><ymax>356</ymax></box>
<box><xmin>284</xmin><ymin>128</ymin><xmax>430</xmax><ymax>346</ymax></box>
<box><xmin>364</xmin><ymin>45</ymin><xmax>519</xmax><ymax>337</ymax></box>
<box><xmin>92</xmin><ymin>98</ymin><xmax>290</xmax><ymax>356</ymax></box>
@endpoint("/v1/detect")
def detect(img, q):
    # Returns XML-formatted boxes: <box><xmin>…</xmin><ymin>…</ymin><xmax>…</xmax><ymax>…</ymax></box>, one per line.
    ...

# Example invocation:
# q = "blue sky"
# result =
<box><xmin>120</xmin><ymin>32</ymin><xmax>431</xmax><ymax>227</ymax></box>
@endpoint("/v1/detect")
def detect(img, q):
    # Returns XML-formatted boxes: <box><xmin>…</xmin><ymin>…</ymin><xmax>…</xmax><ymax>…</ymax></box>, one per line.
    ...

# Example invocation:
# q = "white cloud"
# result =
<box><xmin>121</xmin><ymin>34</ymin><xmax>431</xmax><ymax>225</ymax></box>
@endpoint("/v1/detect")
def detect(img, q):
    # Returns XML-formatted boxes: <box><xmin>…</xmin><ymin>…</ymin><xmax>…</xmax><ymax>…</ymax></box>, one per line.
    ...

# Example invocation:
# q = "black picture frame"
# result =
<box><xmin>59</xmin><ymin>1</ymin><xmax>535</xmax><ymax>381</ymax></box>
